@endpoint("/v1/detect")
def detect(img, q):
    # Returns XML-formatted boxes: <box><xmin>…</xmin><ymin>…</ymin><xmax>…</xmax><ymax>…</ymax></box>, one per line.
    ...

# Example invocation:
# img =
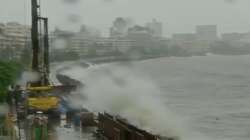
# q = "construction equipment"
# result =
<box><xmin>26</xmin><ymin>85</ymin><xmax>59</xmax><ymax>113</ymax></box>
<box><xmin>26</xmin><ymin>0</ymin><xmax>59</xmax><ymax>114</ymax></box>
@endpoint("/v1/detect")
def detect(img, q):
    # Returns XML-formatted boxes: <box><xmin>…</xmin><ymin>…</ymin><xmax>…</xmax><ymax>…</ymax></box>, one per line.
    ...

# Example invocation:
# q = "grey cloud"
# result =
<box><xmin>62</xmin><ymin>0</ymin><xmax>80</xmax><ymax>4</ymax></box>
<box><xmin>67</xmin><ymin>14</ymin><xmax>81</xmax><ymax>23</ymax></box>
<box><xmin>103</xmin><ymin>0</ymin><xmax>114</xmax><ymax>2</ymax></box>
<box><xmin>224</xmin><ymin>0</ymin><xmax>237</xmax><ymax>3</ymax></box>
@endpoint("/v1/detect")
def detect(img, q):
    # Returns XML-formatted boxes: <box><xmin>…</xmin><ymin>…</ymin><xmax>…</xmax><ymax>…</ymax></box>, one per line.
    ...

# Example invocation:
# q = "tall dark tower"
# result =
<box><xmin>31</xmin><ymin>0</ymin><xmax>50</xmax><ymax>86</ymax></box>
<box><xmin>31</xmin><ymin>0</ymin><xmax>39</xmax><ymax>72</ymax></box>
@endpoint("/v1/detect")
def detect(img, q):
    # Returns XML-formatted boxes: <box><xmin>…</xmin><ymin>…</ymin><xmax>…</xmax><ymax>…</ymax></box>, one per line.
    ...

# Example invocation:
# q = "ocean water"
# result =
<box><xmin>132</xmin><ymin>55</ymin><xmax>250</xmax><ymax>140</ymax></box>
<box><xmin>59</xmin><ymin>54</ymin><xmax>250</xmax><ymax>140</ymax></box>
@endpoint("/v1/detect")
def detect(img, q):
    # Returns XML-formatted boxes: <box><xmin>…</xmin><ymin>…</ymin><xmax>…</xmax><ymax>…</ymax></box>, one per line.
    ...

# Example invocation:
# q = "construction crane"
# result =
<box><xmin>26</xmin><ymin>0</ymin><xmax>59</xmax><ymax>116</ymax></box>
<box><xmin>13</xmin><ymin>1</ymin><xmax>62</xmax><ymax>140</ymax></box>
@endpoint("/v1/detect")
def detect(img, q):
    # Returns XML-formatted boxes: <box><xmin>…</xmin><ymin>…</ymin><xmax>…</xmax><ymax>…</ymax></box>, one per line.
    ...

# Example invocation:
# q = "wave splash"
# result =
<box><xmin>60</xmin><ymin>63</ymin><xmax>210</xmax><ymax>140</ymax></box>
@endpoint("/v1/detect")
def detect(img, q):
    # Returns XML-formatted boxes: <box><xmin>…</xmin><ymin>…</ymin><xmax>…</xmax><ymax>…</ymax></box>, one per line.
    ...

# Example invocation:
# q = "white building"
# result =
<box><xmin>0</xmin><ymin>34</ymin><xmax>10</xmax><ymax>49</ymax></box>
<box><xmin>221</xmin><ymin>32</ymin><xmax>248</xmax><ymax>41</ymax></box>
<box><xmin>196</xmin><ymin>25</ymin><xmax>218</xmax><ymax>42</ymax></box>
<box><xmin>172</xmin><ymin>33</ymin><xmax>196</xmax><ymax>42</ymax></box>
<box><xmin>146</xmin><ymin>19</ymin><xmax>163</xmax><ymax>38</ymax></box>
<box><xmin>0</xmin><ymin>22</ymin><xmax>30</xmax><ymax>59</ymax></box>
<box><xmin>4</xmin><ymin>22</ymin><xmax>30</xmax><ymax>48</ymax></box>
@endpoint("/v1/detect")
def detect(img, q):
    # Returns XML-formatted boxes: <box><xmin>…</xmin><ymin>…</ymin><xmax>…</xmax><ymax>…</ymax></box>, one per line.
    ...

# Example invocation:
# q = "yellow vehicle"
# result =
<box><xmin>28</xmin><ymin>96</ymin><xmax>59</xmax><ymax>111</ymax></box>
<box><xmin>26</xmin><ymin>86</ymin><xmax>60</xmax><ymax>112</ymax></box>
<box><xmin>25</xmin><ymin>0</ymin><xmax>62</xmax><ymax>116</ymax></box>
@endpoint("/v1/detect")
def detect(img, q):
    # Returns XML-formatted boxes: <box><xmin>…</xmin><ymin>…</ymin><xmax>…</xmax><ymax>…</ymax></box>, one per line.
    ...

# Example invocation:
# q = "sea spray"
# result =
<box><xmin>60</xmin><ymin>63</ymin><xmax>210</xmax><ymax>140</ymax></box>
<box><xmin>16</xmin><ymin>71</ymin><xmax>40</xmax><ymax>87</ymax></box>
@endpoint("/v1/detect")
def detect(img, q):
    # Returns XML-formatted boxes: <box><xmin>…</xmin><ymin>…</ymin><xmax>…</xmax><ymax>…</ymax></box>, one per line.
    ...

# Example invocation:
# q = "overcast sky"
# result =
<box><xmin>1</xmin><ymin>0</ymin><xmax>250</xmax><ymax>37</ymax></box>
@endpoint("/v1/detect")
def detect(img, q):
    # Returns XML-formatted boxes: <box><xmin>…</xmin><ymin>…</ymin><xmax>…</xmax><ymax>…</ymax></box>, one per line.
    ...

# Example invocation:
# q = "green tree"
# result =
<box><xmin>0</xmin><ymin>61</ymin><xmax>22</xmax><ymax>102</ymax></box>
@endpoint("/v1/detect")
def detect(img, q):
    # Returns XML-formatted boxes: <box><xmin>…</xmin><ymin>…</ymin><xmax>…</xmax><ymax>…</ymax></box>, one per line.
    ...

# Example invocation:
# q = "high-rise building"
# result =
<box><xmin>0</xmin><ymin>34</ymin><xmax>8</xmax><ymax>48</ymax></box>
<box><xmin>3</xmin><ymin>22</ymin><xmax>30</xmax><ymax>48</ymax></box>
<box><xmin>0</xmin><ymin>22</ymin><xmax>31</xmax><ymax>59</ymax></box>
<box><xmin>172</xmin><ymin>33</ymin><xmax>196</xmax><ymax>42</ymax></box>
<box><xmin>195</xmin><ymin>25</ymin><xmax>217</xmax><ymax>42</ymax></box>
<box><xmin>221</xmin><ymin>32</ymin><xmax>247</xmax><ymax>41</ymax></box>
<box><xmin>110</xmin><ymin>17</ymin><xmax>129</xmax><ymax>38</ymax></box>
<box><xmin>146</xmin><ymin>19</ymin><xmax>163</xmax><ymax>37</ymax></box>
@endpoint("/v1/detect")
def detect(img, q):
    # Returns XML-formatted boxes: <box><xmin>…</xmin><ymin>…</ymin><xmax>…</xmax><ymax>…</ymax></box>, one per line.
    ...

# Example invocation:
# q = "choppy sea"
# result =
<box><xmin>57</xmin><ymin>54</ymin><xmax>250</xmax><ymax>140</ymax></box>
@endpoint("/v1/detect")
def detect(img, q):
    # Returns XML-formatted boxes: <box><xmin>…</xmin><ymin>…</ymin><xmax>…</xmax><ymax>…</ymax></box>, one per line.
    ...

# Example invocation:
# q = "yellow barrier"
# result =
<box><xmin>26</xmin><ymin>86</ymin><xmax>54</xmax><ymax>91</ymax></box>
<box><xmin>28</xmin><ymin>97</ymin><xmax>59</xmax><ymax>111</ymax></box>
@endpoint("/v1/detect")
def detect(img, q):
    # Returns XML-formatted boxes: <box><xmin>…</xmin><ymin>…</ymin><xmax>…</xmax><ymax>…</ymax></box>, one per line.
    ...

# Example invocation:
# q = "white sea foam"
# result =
<box><xmin>60</xmin><ymin>63</ymin><xmax>206</xmax><ymax>139</ymax></box>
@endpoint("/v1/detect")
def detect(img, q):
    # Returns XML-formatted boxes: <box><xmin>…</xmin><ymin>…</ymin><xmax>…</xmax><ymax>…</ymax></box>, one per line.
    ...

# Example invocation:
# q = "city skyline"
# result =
<box><xmin>1</xmin><ymin>0</ymin><xmax>250</xmax><ymax>37</ymax></box>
